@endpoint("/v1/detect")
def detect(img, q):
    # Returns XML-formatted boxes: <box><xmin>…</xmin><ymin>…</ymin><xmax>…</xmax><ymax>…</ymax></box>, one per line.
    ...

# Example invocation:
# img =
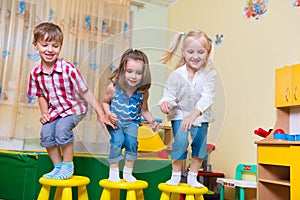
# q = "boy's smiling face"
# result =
<box><xmin>33</xmin><ymin>34</ymin><xmax>62</xmax><ymax>69</ymax></box>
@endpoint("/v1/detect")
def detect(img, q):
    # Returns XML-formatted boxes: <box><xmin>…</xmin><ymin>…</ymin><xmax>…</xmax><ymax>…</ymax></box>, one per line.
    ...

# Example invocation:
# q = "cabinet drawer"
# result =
<box><xmin>258</xmin><ymin>145</ymin><xmax>290</xmax><ymax>165</ymax></box>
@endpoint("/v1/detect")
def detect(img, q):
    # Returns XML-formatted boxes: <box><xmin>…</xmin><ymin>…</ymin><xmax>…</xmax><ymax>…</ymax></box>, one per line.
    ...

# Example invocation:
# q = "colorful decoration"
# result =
<box><xmin>27</xmin><ymin>53</ymin><xmax>40</xmax><ymax>61</ymax></box>
<box><xmin>35</xmin><ymin>15</ymin><xmax>42</xmax><ymax>24</ymax></box>
<box><xmin>3</xmin><ymin>50</ymin><xmax>9</xmax><ymax>57</ymax></box>
<box><xmin>85</xmin><ymin>16</ymin><xmax>91</xmax><ymax>30</ymax></box>
<box><xmin>19</xmin><ymin>1</ymin><xmax>25</xmax><ymax>15</ymax></box>
<box><xmin>49</xmin><ymin>9</ymin><xmax>54</xmax><ymax>22</ymax></box>
<box><xmin>123</xmin><ymin>22</ymin><xmax>128</xmax><ymax>36</ymax></box>
<box><xmin>215</xmin><ymin>34</ymin><xmax>224</xmax><ymax>45</ymax></box>
<box><xmin>102</xmin><ymin>20</ymin><xmax>106</xmax><ymax>32</ymax></box>
<box><xmin>89</xmin><ymin>63</ymin><xmax>99</xmax><ymax>70</ymax></box>
<box><xmin>292</xmin><ymin>0</ymin><xmax>300</xmax><ymax>7</ymax></box>
<box><xmin>243</xmin><ymin>0</ymin><xmax>268</xmax><ymax>20</ymax></box>
<box><xmin>26</xmin><ymin>93</ymin><xmax>36</xmax><ymax>104</ymax></box>
<box><xmin>109</xmin><ymin>65</ymin><xmax>116</xmax><ymax>71</ymax></box>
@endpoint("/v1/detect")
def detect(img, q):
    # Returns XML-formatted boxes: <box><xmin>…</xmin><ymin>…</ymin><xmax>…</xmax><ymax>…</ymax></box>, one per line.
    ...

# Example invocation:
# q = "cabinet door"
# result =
<box><xmin>275</xmin><ymin>65</ymin><xmax>293</xmax><ymax>107</ymax></box>
<box><xmin>291</xmin><ymin>64</ymin><xmax>300</xmax><ymax>106</ymax></box>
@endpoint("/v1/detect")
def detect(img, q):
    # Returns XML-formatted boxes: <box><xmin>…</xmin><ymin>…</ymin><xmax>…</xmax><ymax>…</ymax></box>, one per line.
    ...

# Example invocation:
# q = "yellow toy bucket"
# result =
<box><xmin>137</xmin><ymin>126</ymin><xmax>166</xmax><ymax>152</ymax></box>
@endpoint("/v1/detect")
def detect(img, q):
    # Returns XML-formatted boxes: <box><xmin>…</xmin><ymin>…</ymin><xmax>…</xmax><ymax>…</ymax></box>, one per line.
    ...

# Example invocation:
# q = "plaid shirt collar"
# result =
<box><xmin>36</xmin><ymin>58</ymin><xmax>63</xmax><ymax>74</ymax></box>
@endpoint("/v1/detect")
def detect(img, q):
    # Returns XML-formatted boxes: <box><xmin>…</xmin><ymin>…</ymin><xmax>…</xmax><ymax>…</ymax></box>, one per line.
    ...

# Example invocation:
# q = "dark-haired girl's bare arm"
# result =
<box><xmin>102</xmin><ymin>83</ymin><xmax>117</xmax><ymax>128</ymax></box>
<box><xmin>141</xmin><ymin>91</ymin><xmax>159</xmax><ymax>131</ymax></box>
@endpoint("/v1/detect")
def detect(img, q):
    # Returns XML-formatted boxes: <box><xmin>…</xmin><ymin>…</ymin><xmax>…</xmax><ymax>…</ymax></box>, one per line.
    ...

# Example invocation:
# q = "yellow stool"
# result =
<box><xmin>158</xmin><ymin>183</ymin><xmax>208</xmax><ymax>200</ymax></box>
<box><xmin>99</xmin><ymin>179</ymin><xmax>148</xmax><ymax>200</ymax></box>
<box><xmin>37</xmin><ymin>175</ymin><xmax>90</xmax><ymax>200</ymax></box>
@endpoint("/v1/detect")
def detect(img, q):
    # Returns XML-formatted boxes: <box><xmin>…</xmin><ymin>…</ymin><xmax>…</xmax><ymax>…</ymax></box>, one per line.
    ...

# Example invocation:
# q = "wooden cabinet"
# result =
<box><xmin>256</xmin><ymin>64</ymin><xmax>300</xmax><ymax>199</ymax></box>
<box><xmin>275</xmin><ymin>64</ymin><xmax>300</xmax><ymax>107</ymax></box>
<box><xmin>255</xmin><ymin>141</ymin><xmax>300</xmax><ymax>200</ymax></box>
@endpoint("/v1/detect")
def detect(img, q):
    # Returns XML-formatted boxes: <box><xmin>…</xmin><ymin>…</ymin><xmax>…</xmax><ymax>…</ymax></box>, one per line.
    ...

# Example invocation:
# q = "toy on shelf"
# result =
<box><xmin>254</xmin><ymin>128</ymin><xmax>272</xmax><ymax>138</ymax></box>
<box><xmin>273</xmin><ymin>128</ymin><xmax>286</xmax><ymax>140</ymax></box>
<box><xmin>272</xmin><ymin>128</ymin><xmax>300</xmax><ymax>141</ymax></box>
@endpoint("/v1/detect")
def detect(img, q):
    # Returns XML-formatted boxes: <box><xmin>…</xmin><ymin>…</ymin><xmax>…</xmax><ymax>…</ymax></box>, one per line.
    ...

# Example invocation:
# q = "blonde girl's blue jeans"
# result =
<box><xmin>171</xmin><ymin>120</ymin><xmax>208</xmax><ymax>160</ymax></box>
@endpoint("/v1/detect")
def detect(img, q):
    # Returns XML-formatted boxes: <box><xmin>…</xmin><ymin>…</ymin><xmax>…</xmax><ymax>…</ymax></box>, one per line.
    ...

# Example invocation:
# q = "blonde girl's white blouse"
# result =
<box><xmin>159</xmin><ymin>64</ymin><xmax>217</xmax><ymax>126</ymax></box>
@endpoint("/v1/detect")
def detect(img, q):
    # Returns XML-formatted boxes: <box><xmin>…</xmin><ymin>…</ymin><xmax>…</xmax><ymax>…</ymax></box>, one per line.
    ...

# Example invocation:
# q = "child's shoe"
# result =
<box><xmin>108</xmin><ymin>167</ymin><xmax>121</xmax><ymax>182</ymax></box>
<box><xmin>166</xmin><ymin>171</ymin><xmax>181</xmax><ymax>186</ymax></box>
<box><xmin>123</xmin><ymin>166</ymin><xmax>136</xmax><ymax>182</ymax></box>
<box><xmin>187</xmin><ymin>171</ymin><xmax>204</xmax><ymax>188</ymax></box>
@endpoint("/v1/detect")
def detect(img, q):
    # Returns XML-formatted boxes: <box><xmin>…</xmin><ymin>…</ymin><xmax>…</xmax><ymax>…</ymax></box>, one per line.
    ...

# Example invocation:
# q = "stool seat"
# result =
<box><xmin>99</xmin><ymin>179</ymin><xmax>148</xmax><ymax>200</ymax></box>
<box><xmin>158</xmin><ymin>183</ymin><xmax>208</xmax><ymax>200</ymax></box>
<box><xmin>38</xmin><ymin>175</ymin><xmax>90</xmax><ymax>200</ymax></box>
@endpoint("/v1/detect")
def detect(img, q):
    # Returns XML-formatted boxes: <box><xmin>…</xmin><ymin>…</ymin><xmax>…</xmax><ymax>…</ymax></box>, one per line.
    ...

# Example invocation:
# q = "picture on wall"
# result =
<box><xmin>243</xmin><ymin>0</ymin><xmax>268</xmax><ymax>20</ymax></box>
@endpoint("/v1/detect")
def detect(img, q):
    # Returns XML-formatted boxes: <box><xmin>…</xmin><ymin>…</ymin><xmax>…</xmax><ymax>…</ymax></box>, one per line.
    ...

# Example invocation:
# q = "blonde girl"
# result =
<box><xmin>103</xmin><ymin>48</ymin><xmax>159</xmax><ymax>182</ymax></box>
<box><xmin>159</xmin><ymin>30</ymin><xmax>217</xmax><ymax>188</ymax></box>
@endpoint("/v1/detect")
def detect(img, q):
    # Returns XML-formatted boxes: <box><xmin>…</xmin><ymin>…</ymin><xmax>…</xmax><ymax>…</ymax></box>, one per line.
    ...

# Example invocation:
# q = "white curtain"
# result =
<box><xmin>0</xmin><ymin>0</ymin><xmax>130</xmax><ymax>147</ymax></box>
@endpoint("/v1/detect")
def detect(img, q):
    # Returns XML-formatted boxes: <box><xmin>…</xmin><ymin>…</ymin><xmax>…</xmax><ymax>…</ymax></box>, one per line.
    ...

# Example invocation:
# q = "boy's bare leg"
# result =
<box><xmin>61</xmin><ymin>142</ymin><xmax>74</xmax><ymax>162</ymax></box>
<box><xmin>52</xmin><ymin>142</ymin><xmax>74</xmax><ymax>180</ymax></box>
<box><xmin>43</xmin><ymin>146</ymin><xmax>62</xmax><ymax>178</ymax></box>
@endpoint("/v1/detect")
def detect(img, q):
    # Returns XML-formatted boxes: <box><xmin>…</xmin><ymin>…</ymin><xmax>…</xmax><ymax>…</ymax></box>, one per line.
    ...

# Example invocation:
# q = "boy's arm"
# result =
<box><xmin>38</xmin><ymin>96</ymin><xmax>50</xmax><ymax>124</ymax></box>
<box><xmin>80</xmin><ymin>88</ymin><xmax>115</xmax><ymax>129</ymax></box>
<box><xmin>141</xmin><ymin>91</ymin><xmax>159</xmax><ymax>131</ymax></box>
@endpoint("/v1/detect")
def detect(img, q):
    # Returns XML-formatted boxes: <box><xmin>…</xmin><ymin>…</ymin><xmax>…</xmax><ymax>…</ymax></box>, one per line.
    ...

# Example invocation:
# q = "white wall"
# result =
<box><xmin>131</xmin><ymin>3</ymin><xmax>170</xmax><ymax>122</ymax></box>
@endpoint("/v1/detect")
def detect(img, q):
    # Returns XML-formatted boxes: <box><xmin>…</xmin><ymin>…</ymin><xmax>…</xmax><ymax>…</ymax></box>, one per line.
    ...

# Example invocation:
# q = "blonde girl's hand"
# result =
<box><xmin>40</xmin><ymin>113</ymin><xmax>50</xmax><ymax>124</ymax></box>
<box><xmin>180</xmin><ymin>110</ymin><xmax>201</xmax><ymax>132</ymax></box>
<box><xmin>160</xmin><ymin>101</ymin><xmax>172</xmax><ymax>114</ymax></box>
<box><xmin>181</xmin><ymin>116</ymin><xmax>194</xmax><ymax>132</ymax></box>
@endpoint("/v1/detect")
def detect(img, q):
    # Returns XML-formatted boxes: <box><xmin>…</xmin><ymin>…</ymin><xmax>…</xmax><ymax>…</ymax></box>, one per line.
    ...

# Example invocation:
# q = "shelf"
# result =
<box><xmin>258</xmin><ymin>181</ymin><xmax>290</xmax><ymax>199</ymax></box>
<box><xmin>255</xmin><ymin>139</ymin><xmax>300</xmax><ymax>145</ymax></box>
<box><xmin>258</xmin><ymin>164</ymin><xmax>290</xmax><ymax>182</ymax></box>
<box><xmin>259</xmin><ymin>178</ymin><xmax>290</xmax><ymax>186</ymax></box>
<box><xmin>257</xmin><ymin>163</ymin><xmax>291</xmax><ymax>199</ymax></box>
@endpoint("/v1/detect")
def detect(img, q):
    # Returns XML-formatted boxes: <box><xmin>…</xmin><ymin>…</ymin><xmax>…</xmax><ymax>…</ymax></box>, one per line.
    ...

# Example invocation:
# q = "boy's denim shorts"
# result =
<box><xmin>40</xmin><ymin>113</ymin><xmax>86</xmax><ymax>147</ymax></box>
<box><xmin>171</xmin><ymin>120</ymin><xmax>208</xmax><ymax>160</ymax></box>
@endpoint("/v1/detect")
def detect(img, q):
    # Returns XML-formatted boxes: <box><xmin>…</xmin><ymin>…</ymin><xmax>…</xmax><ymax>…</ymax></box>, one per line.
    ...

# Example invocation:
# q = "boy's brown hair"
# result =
<box><xmin>33</xmin><ymin>22</ymin><xmax>63</xmax><ymax>45</ymax></box>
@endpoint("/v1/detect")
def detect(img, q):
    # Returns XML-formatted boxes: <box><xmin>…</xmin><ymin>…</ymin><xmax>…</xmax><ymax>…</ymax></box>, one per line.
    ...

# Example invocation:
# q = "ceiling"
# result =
<box><xmin>136</xmin><ymin>0</ymin><xmax>179</xmax><ymax>7</ymax></box>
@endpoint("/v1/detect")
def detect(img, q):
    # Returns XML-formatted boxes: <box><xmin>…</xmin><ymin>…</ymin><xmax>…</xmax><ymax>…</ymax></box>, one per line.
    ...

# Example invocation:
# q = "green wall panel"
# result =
<box><xmin>0</xmin><ymin>151</ymin><xmax>171</xmax><ymax>200</ymax></box>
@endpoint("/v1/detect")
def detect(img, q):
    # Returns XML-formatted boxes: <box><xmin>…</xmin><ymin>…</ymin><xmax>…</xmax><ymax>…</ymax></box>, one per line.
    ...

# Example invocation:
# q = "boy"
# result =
<box><xmin>27</xmin><ymin>22</ymin><xmax>112</xmax><ymax>179</ymax></box>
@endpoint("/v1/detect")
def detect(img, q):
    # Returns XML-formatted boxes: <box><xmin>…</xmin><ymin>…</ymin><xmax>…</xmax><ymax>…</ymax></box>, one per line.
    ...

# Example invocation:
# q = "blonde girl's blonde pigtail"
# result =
<box><xmin>206</xmin><ymin>37</ymin><xmax>215</xmax><ymax>67</ymax></box>
<box><xmin>160</xmin><ymin>32</ymin><xmax>185</xmax><ymax>64</ymax></box>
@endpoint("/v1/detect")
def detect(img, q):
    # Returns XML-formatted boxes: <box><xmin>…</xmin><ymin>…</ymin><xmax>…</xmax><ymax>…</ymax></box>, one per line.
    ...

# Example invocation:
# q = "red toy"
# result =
<box><xmin>274</xmin><ymin>128</ymin><xmax>285</xmax><ymax>134</ymax></box>
<box><xmin>254</xmin><ymin>128</ymin><xmax>272</xmax><ymax>138</ymax></box>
